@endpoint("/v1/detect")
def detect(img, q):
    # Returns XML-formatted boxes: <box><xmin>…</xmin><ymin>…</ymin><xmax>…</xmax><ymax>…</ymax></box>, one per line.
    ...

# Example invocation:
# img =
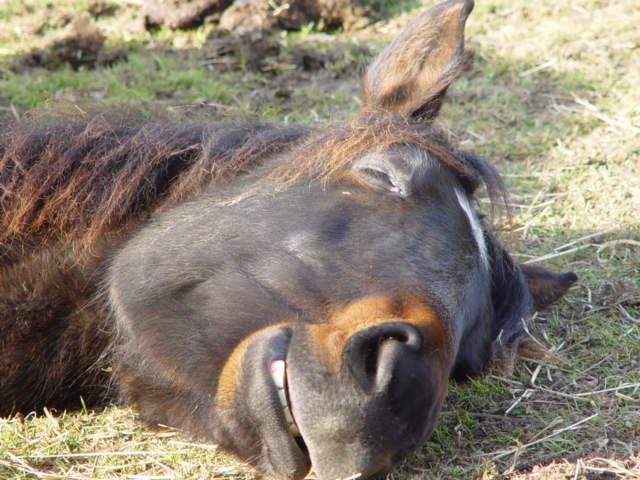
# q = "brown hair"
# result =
<box><xmin>272</xmin><ymin>111</ymin><xmax>505</xmax><ymax>207</ymax></box>
<box><xmin>0</xmin><ymin>108</ymin><xmax>306</xmax><ymax>258</ymax></box>
<box><xmin>1</xmin><ymin>108</ymin><xmax>505</xmax><ymax>258</ymax></box>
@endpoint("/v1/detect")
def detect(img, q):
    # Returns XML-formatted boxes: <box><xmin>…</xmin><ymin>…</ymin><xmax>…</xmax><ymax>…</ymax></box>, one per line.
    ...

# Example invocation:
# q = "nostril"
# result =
<box><xmin>372</xmin><ymin>323</ymin><xmax>423</xmax><ymax>354</ymax></box>
<box><xmin>389</xmin><ymin>324</ymin><xmax>421</xmax><ymax>349</ymax></box>
<box><xmin>343</xmin><ymin>322</ymin><xmax>423</xmax><ymax>392</ymax></box>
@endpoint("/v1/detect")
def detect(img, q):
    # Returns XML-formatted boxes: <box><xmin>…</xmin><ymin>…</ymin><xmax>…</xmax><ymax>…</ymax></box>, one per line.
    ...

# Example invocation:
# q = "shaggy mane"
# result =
<box><xmin>1</xmin><ymin>108</ymin><xmax>505</xmax><ymax>258</ymax></box>
<box><xmin>273</xmin><ymin>111</ymin><xmax>506</xmax><ymax>208</ymax></box>
<box><xmin>0</xmin><ymin>109</ymin><xmax>306</xmax><ymax>258</ymax></box>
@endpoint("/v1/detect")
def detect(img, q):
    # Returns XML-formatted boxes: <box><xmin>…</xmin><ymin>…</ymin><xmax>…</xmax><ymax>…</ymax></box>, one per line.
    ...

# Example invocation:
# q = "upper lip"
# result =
<box><xmin>267</xmin><ymin>338</ymin><xmax>373</xmax><ymax>480</ymax></box>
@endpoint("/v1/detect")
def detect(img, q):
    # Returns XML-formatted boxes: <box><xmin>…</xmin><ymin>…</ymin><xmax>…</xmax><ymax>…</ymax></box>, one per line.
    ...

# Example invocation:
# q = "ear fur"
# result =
<box><xmin>362</xmin><ymin>0</ymin><xmax>473</xmax><ymax>119</ymax></box>
<box><xmin>520</xmin><ymin>263</ymin><xmax>578</xmax><ymax>311</ymax></box>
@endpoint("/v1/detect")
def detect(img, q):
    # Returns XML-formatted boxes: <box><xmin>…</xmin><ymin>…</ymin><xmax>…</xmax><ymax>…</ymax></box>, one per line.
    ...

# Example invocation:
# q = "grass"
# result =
<box><xmin>1</xmin><ymin>0</ymin><xmax>639</xmax><ymax>479</ymax></box>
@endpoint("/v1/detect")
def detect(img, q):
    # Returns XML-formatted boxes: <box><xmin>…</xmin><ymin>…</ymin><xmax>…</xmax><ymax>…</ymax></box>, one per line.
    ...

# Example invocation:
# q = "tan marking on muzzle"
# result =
<box><xmin>214</xmin><ymin>323</ymin><xmax>288</xmax><ymax>409</ymax></box>
<box><xmin>308</xmin><ymin>294</ymin><xmax>447</xmax><ymax>372</ymax></box>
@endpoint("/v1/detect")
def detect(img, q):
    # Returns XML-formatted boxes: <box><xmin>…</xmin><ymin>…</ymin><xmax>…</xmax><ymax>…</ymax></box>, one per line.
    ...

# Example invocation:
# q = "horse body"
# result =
<box><xmin>0</xmin><ymin>1</ymin><xmax>577</xmax><ymax>479</ymax></box>
<box><xmin>0</xmin><ymin>242</ymin><xmax>111</xmax><ymax>413</ymax></box>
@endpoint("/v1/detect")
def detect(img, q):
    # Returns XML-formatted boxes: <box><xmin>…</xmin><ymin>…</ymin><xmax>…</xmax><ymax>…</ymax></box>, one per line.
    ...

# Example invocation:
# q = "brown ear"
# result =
<box><xmin>362</xmin><ymin>0</ymin><xmax>473</xmax><ymax>119</ymax></box>
<box><xmin>520</xmin><ymin>264</ymin><xmax>578</xmax><ymax>311</ymax></box>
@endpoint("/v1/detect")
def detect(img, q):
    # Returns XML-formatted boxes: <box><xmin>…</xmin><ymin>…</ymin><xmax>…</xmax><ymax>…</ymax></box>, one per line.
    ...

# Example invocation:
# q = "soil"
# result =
<box><xmin>218</xmin><ymin>0</ymin><xmax>378</xmax><ymax>33</ymax></box>
<box><xmin>12</xmin><ymin>0</ymin><xmax>377</xmax><ymax>76</ymax></box>
<box><xmin>143</xmin><ymin>0</ymin><xmax>232</xmax><ymax>30</ymax></box>
<box><xmin>14</xmin><ymin>15</ymin><xmax>128</xmax><ymax>72</ymax></box>
<box><xmin>597</xmin><ymin>278</ymin><xmax>640</xmax><ymax>306</ymax></box>
<box><xmin>141</xmin><ymin>0</ymin><xmax>381</xmax><ymax>32</ymax></box>
<box><xmin>201</xmin><ymin>26</ymin><xmax>372</xmax><ymax>75</ymax></box>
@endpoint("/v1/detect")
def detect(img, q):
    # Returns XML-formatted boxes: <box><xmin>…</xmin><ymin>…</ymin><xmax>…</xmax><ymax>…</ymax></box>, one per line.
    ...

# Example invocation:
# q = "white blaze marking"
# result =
<box><xmin>455</xmin><ymin>188</ymin><xmax>489</xmax><ymax>271</ymax></box>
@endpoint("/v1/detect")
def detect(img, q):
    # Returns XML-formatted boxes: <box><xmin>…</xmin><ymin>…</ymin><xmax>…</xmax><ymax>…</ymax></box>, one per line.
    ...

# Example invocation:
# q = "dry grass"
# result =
<box><xmin>1</xmin><ymin>0</ymin><xmax>639</xmax><ymax>479</ymax></box>
<box><xmin>0</xmin><ymin>406</ymin><xmax>257</xmax><ymax>479</ymax></box>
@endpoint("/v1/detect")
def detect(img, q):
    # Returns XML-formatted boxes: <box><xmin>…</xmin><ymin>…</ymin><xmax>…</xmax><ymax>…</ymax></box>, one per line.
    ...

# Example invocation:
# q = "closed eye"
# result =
<box><xmin>359</xmin><ymin>168</ymin><xmax>396</xmax><ymax>192</ymax></box>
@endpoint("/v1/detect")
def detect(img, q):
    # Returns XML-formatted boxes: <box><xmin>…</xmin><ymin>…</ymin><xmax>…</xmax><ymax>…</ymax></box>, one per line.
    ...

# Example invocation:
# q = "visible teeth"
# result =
<box><xmin>270</xmin><ymin>360</ymin><xmax>286</xmax><ymax>389</ymax></box>
<box><xmin>270</xmin><ymin>360</ymin><xmax>300</xmax><ymax>436</ymax></box>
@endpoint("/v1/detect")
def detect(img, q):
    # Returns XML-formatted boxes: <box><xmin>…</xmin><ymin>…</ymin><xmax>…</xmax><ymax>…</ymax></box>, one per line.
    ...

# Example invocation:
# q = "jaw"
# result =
<box><xmin>232</xmin><ymin>324</ymin><xmax>376</xmax><ymax>480</ymax></box>
<box><xmin>225</xmin><ymin>325</ymin><xmax>311</xmax><ymax>480</ymax></box>
<box><xmin>227</xmin><ymin>319</ymin><xmax>448</xmax><ymax>480</ymax></box>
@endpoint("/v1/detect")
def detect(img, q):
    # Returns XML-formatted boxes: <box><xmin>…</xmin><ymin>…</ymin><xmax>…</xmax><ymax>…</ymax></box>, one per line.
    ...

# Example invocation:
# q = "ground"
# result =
<box><xmin>0</xmin><ymin>0</ymin><xmax>638</xmax><ymax>479</ymax></box>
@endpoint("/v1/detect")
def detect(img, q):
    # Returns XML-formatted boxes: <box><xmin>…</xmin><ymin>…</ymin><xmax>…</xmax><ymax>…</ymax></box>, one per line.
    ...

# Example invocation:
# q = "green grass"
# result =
<box><xmin>1</xmin><ymin>0</ymin><xmax>639</xmax><ymax>479</ymax></box>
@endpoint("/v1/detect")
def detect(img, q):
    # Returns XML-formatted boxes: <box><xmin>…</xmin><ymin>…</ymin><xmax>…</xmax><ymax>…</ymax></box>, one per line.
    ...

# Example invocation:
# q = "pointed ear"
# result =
<box><xmin>362</xmin><ymin>0</ymin><xmax>473</xmax><ymax>119</ymax></box>
<box><xmin>351</xmin><ymin>151</ymin><xmax>425</xmax><ymax>197</ymax></box>
<box><xmin>520</xmin><ymin>264</ymin><xmax>578</xmax><ymax>311</ymax></box>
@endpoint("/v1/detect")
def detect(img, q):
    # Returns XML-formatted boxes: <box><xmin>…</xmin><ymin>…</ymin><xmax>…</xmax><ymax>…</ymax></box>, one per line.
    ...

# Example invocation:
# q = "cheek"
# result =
<box><xmin>214</xmin><ymin>337</ymin><xmax>250</xmax><ymax>409</ymax></box>
<box><xmin>282</xmin><ymin>231</ymin><xmax>318</xmax><ymax>262</ymax></box>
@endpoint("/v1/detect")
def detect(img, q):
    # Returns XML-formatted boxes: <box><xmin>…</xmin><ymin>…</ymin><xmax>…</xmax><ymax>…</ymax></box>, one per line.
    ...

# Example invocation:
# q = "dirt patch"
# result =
<box><xmin>14</xmin><ymin>15</ymin><xmax>128</xmax><ymax>72</ymax></box>
<box><xmin>219</xmin><ymin>0</ymin><xmax>378</xmax><ymax>32</ymax></box>
<box><xmin>87</xmin><ymin>1</ymin><xmax>120</xmax><ymax>19</ymax></box>
<box><xmin>201</xmin><ymin>27</ymin><xmax>372</xmax><ymax>77</ymax></box>
<box><xmin>286</xmin><ymin>39</ymin><xmax>373</xmax><ymax>77</ymax></box>
<box><xmin>32</xmin><ymin>9</ymin><xmax>73</xmax><ymax>35</ymax></box>
<box><xmin>143</xmin><ymin>0</ymin><xmax>232</xmax><ymax>30</ymax></box>
<box><xmin>29</xmin><ymin>1</ymin><xmax>118</xmax><ymax>36</ymax></box>
<box><xmin>201</xmin><ymin>28</ymin><xmax>280</xmax><ymax>72</ymax></box>
<box><xmin>140</xmin><ymin>0</ymin><xmax>382</xmax><ymax>32</ymax></box>
<box><xmin>596</xmin><ymin>278</ymin><xmax>640</xmax><ymax>307</ymax></box>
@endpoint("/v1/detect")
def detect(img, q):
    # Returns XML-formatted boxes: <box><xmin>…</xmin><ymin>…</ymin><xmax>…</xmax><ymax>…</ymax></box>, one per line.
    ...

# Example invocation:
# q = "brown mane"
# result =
<box><xmin>1</xmin><ymin>109</ymin><xmax>504</xmax><ymax>259</ymax></box>
<box><xmin>0</xmin><ymin>109</ymin><xmax>307</xmax><ymax>259</ymax></box>
<box><xmin>273</xmin><ymin>111</ymin><xmax>506</xmax><ymax>208</ymax></box>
